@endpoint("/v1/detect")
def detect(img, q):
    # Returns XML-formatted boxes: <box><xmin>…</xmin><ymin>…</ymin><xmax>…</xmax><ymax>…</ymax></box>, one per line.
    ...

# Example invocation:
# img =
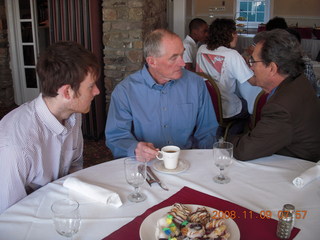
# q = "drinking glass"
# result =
<box><xmin>124</xmin><ymin>156</ymin><xmax>147</xmax><ymax>202</ymax></box>
<box><xmin>213</xmin><ymin>141</ymin><xmax>233</xmax><ymax>184</ymax></box>
<box><xmin>51</xmin><ymin>199</ymin><xmax>81</xmax><ymax>239</ymax></box>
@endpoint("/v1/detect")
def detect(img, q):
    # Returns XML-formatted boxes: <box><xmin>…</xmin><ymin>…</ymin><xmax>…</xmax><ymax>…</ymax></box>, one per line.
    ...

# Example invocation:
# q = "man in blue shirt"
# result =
<box><xmin>105</xmin><ymin>29</ymin><xmax>218</xmax><ymax>160</ymax></box>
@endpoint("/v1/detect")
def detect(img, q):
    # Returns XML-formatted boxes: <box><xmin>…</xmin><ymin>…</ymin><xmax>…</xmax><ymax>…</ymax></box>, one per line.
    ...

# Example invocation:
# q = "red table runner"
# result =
<box><xmin>103</xmin><ymin>186</ymin><xmax>300</xmax><ymax>240</ymax></box>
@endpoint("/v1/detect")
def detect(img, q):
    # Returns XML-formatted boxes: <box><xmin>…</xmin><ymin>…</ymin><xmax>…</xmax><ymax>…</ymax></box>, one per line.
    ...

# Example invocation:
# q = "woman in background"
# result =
<box><xmin>196</xmin><ymin>18</ymin><xmax>259</xmax><ymax>137</ymax></box>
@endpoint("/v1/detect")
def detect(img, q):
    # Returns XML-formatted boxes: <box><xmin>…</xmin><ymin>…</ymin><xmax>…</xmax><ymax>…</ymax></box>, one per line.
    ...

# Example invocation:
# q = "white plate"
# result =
<box><xmin>139</xmin><ymin>204</ymin><xmax>240</xmax><ymax>240</ymax></box>
<box><xmin>152</xmin><ymin>159</ymin><xmax>190</xmax><ymax>174</ymax></box>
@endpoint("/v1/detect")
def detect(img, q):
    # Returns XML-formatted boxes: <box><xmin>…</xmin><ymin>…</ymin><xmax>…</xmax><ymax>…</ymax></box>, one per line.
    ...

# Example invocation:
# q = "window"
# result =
<box><xmin>235</xmin><ymin>0</ymin><xmax>270</xmax><ymax>28</ymax></box>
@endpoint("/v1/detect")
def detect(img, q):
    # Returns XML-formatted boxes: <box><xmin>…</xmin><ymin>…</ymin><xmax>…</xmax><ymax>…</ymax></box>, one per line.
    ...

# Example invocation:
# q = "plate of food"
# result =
<box><xmin>139</xmin><ymin>203</ymin><xmax>240</xmax><ymax>240</ymax></box>
<box><xmin>236</xmin><ymin>23</ymin><xmax>245</xmax><ymax>27</ymax></box>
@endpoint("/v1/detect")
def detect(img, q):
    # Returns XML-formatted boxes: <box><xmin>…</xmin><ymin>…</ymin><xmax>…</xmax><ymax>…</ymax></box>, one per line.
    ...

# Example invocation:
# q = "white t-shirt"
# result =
<box><xmin>196</xmin><ymin>45</ymin><xmax>254</xmax><ymax>118</ymax></box>
<box><xmin>0</xmin><ymin>94</ymin><xmax>83</xmax><ymax>214</ymax></box>
<box><xmin>183</xmin><ymin>35</ymin><xmax>198</xmax><ymax>69</ymax></box>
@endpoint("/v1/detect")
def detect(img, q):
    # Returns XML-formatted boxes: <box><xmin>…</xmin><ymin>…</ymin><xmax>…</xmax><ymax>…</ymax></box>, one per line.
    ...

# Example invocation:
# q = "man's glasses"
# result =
<box><xmin>248</xmin><ymin>56</ymin><xmax>264</xmax><ymax>67</ymax></box>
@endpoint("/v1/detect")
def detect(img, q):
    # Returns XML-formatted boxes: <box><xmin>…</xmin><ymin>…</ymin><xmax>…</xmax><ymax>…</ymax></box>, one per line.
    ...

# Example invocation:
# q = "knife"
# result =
<box><xmin>146</xmin><ymin>173</ymin><xmax>155</xmax><ymax>186</ymax></box>
<box><xmin>146</xmin><ymin>166</ymin><xmax>169</xmax><ymax>191</ymax></box>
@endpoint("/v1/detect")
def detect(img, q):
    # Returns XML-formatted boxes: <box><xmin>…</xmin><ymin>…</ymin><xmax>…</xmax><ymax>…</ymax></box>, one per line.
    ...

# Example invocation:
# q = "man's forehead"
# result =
<box><xmin>161</xmin><ymin>37</ymin><xmax>183</xmax><ymax>53</ymax></box>
<box><xmin>253</xmin><ymin>42</ymin><xmax>263</xmax><ymax>56</ymax></box>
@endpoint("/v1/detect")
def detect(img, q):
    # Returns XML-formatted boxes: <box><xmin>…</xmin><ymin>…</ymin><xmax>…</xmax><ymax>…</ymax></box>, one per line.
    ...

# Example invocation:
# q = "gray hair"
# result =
<box><xmin>255</xmin><ymin>29</ymin><xmax>304</xmax><ymax>77</ymax></box>
<box><xmin>143</xmin><ymin>29</ymin><xmax>179</xmax><ymax>58</ymax></box>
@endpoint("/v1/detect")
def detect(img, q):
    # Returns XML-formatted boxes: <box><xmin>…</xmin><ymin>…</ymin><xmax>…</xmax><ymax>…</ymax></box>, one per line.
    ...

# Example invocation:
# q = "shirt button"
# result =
<box><xmin>163</xmin><ymin>107</ymin><xmax>167</xmax><ymax>111</ymax></box>
<box><xmin>164</xmin><ymin>125</ymin><xmax>168</xmax><ymax>128</ymax></box>
<box><xmin>162</xmin><ymin>91</ymin><xmax>166</xmax><ymax>94</ymax></box>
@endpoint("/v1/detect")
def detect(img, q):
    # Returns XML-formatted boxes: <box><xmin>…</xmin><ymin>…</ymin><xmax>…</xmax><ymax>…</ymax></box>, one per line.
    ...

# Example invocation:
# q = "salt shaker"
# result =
<box><xmin>276</xmin><ymin>204</ymin><xmax>295</xmax><ymax>239</ymax></box>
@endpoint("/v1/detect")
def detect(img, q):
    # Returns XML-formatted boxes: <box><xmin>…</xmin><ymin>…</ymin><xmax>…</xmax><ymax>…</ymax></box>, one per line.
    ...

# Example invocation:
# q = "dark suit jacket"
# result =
<box><xmin>230</xmin><ymin>74</ymin><xmax>320</xmax><ymax>162</ymax></box>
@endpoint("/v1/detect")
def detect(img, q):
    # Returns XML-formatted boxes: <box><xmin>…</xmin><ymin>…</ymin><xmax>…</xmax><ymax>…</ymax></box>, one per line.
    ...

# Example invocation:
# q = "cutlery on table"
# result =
<box><xmin>146</xmin><ymin>166</ymin><xmax>169</xmax><ymax>191</ymax></box>
<box><xmin>138</xmin><ymin>165</ymin><xmax>158</xmax><ymax>187</ymax></box>
<box><xmin>146</xmin><ymin>173</ymin><xmax>156</xmax><ymax>186</ymax></box>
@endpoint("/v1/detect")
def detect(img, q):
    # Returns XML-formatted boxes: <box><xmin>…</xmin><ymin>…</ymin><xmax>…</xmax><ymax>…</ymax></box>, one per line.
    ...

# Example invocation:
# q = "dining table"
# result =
<box><xmin>0</xmin><ymin>149</ymin><xmax>319</xmax><ymax>240</ymax></box>
<box><xmin>236</xmin><ymin>33</ymin><xmax>320</xmax><ymax>61</ymax></box>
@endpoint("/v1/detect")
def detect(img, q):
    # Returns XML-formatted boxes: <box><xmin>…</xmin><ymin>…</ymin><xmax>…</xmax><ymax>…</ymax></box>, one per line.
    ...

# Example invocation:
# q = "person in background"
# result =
<box><xmin>196</xmin><ymin>18</ymin><xmax>261</xmax><ymax>138</ymax></box>
<box><xmin>183</xmin><ymin>18</ymin><xmax>208</xmax><ymax>72</ymax></box>
<box><xmin>285</xmin><ymin>28</ymin><xmax>317</xmax><ymax>92</ymax></box>
<box><xmin>105</xmin><ymin>29</ymin><xmax>218</xmax><ymax>161</ymax></box>
<box><xmin>242</xmin><ymin>17</ymin><xmax>288</xmax><ymax>64</ymax></box>
<box><xmin>266</xmin><ymin>17</ymin><xmax>317</xmax><ymax>93</ymax></box>
<box><xmin>0</xmin><ymin>42</ymin><xmax>100</xmax><ymax>214</ymax></box>
<box><xmin>265</xmin><ymin>16</ymin><xmax>288</xmax><ymax>31</ymax></box>
<box><xmin>229</xmin><ymin>29</ymin><xmax>320</xmax><ymax>162</ymax></box>
<box><xmin>244</xmin><ymin>16</ymin><xmax>317</xmax><ymax>93</ymax></box>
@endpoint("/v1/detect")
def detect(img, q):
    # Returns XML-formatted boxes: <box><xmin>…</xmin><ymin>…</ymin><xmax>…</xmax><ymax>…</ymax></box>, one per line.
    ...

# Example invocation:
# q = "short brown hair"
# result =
<box><xmin>36</xmin><ymin>41</ymin><xmax>100</xmax><ymax>97</ymax></box>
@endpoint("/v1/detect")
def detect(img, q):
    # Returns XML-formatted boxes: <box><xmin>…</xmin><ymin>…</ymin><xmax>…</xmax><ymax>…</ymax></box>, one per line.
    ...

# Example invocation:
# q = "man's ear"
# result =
<box><xmin>146</xmin><ymin>56</ymin><xmax>156</xmax><ymax>67</ymax></box>
<box><xmin>269</xmin><ymin>62</ymin><xmax>278</xmax><ymax>77</ymax></box>
<box><xmin>57</xmin><ymin>84</ymin><xmax>73</xmax><ymax>100</ymax></box>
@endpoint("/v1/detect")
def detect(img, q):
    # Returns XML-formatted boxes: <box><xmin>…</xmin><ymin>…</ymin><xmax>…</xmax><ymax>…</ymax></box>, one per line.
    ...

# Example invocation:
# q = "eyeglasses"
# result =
<box><xmin>248</xmin><ymin>56</ymin><xmax>264</xmax><ymax>67</ymax></box>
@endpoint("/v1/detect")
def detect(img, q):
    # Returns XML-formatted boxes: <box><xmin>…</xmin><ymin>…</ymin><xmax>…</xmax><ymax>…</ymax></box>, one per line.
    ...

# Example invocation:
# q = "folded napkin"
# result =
<box><xmin>63</xmin><ymin>177</ymin><xmax>122</xmax><ymax>208</ymax></box>
<box><xmin>103</xmin><ymin>186</ymin><xmax>300</xmax><ymax>240</ymax></box>
<box><xmin>292</xmin><ymin>161</ymin><xmax>320</xmax><ymax>188</ymax></box>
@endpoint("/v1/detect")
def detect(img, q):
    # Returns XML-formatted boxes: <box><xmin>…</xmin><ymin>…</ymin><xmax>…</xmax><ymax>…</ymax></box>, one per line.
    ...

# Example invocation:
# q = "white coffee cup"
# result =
<box><xmin>156</xmin><ymin>145</ymin><xmax>180</xmax><ymax>169</ymax></box>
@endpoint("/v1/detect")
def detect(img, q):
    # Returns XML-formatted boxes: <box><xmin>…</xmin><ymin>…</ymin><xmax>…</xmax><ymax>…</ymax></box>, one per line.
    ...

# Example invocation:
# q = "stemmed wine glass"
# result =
<box><xmin>124</xmin><ymin>156</ymin><xmax>147</xmax><ymax>202</ymax></box>
<box><xmin>51</xmin><ymin>199</ymin><xmax>81</xmax><ymax>239</ymax></box>
<box><xmin>213</xmin><ymin>141</ymin><xmax>233</xmax><ymax>184</ymax></box>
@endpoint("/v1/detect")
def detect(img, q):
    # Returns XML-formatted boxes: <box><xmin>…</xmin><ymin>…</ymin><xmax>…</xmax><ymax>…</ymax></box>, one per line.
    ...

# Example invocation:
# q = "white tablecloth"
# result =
<box><xmin>236</xmin><ymin>34</ymin><xmax>320</xmax><ymax>61</ymax></box>
<box><xmin>0</xmin><ymin>150</ymin><xmax>319</xmax><ymax>240</ymax></box>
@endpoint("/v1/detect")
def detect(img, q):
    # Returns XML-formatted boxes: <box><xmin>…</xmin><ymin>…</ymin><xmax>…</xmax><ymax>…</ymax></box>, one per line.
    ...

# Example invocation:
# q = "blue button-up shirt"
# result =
<box><xmin>105</xmin><ymin>65</ymin><xmax>218</xmax><ymax>158</ymax></box>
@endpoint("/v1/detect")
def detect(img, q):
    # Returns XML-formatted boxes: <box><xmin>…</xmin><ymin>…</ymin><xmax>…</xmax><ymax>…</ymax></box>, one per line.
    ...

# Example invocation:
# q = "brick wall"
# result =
<box><xmin>102</xmin><ymin>0</ymin><xmax>167</xmax><ymax>109</ymax></box>
<box><xmin>0</xmin><ymin>0</ymin><xmax>14</xmax><ymax>106</ymax></box>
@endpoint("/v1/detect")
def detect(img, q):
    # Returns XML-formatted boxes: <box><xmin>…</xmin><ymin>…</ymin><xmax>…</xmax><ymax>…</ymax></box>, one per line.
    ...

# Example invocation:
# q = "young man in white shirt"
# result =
<box><xmin>183</xmin><ymin>18</ymin><xmax>208</xmax><ymax>72</ymax></box>
<box><xmin>0</xmin><ymin>42</ymin><xmax>100</xmax><ymax>214</ymax></box>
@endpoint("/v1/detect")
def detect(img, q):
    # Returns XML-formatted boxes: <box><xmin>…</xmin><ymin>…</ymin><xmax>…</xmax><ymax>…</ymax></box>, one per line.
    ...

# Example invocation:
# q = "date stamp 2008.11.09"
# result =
<box><xmin>211</xmin><ymin>210</ymin><xmax>307</xmax><ymax>220</ymax></box>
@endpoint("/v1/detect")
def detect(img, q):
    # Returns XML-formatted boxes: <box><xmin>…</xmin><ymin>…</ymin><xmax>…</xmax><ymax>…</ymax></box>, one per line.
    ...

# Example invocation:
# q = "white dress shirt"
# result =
<box><xmin>0</xmin><ymin>94</ymin><xmax>83</xmax><ymax>214</ymax></box>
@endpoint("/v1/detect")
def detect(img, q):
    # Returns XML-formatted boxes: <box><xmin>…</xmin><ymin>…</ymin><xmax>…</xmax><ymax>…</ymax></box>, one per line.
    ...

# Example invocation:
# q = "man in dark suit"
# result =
<box><xmin>229</xmin><ymin>29</ymin><xmax>320</xmax><ymax>162</ymax></box>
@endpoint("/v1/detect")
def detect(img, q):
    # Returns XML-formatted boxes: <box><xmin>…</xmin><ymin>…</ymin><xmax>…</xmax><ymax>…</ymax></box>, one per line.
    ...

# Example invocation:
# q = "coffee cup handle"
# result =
<box><xmin>156</xmin><ymin>151</ymin><xmax>164</xmax><ymax>160</ymax></box>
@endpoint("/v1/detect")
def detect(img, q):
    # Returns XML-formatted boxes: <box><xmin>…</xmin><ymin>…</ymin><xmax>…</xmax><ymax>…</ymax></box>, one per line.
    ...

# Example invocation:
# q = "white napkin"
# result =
<box><xmin>292</xmin><ymin>161</ymin><xmax>320</xmax><ymax>189</ymax></box>
<box><xmin>63</xmin><ymin>177</ymin><xmax>122</xmax><ymax>208</ymax></box>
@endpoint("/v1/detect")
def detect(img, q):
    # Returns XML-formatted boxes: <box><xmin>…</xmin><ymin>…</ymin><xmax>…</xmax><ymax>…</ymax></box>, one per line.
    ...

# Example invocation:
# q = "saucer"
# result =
<box><xmin>152</xmin><ymin>159</ymin><xmax>190</xmax><ymax>174</ymax></box>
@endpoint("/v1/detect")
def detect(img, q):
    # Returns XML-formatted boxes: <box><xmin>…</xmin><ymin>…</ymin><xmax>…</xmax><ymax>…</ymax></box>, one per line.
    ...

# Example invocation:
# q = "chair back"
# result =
<box><xmin>196</xmin><ymin>72</ymin><xmax>223</xmax><ymax>125</ymax></box>
<box><xmin>250</xmin><ymin>90</ymin><xmax>269</xmax><ymax>129</ymax></box>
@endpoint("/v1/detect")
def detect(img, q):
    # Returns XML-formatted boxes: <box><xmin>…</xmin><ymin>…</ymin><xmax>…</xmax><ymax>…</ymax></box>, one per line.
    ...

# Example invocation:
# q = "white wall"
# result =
<box><xmin>172</xmin><ymin>0</ymin><xmax>186</xmax><ymax>39</ymax></box>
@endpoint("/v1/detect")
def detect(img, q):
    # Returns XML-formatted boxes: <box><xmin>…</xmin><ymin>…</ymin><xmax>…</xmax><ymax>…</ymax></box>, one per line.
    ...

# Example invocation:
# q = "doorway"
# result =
<box><xmin>6</xmin><ymin>0</ymin><xmax>49</xmax><ymax>105</ymax></box>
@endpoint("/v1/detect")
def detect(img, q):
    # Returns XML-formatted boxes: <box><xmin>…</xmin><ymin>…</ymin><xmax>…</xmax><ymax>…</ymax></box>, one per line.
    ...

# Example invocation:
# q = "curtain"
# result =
<box><xmin>48</xmin><ymin>0</ymin><xmax>106</xmax><ymax>140</ymax></box>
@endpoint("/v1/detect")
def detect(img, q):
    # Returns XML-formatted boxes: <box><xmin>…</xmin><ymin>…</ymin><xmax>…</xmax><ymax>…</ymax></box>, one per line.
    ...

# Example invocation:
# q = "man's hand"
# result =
<box><xmin>135</xmin><ymin>142</ymin><xmax>159</xmax><ymax>162</ymax></box>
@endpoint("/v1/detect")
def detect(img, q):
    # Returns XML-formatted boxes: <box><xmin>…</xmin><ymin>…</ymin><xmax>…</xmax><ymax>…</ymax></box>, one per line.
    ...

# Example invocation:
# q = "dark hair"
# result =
<box><xmin>36</xmin><ymin>41</ymin><xmax>100</xmax><ymax>97</ymax></box>
<box><xmin>266</xmin><ymin>17</ymin><xmax>288</xmax><ymax>31</ymax></box>
<box><xmin>255</xmin><ymin>29</ymin><xmax>304</xmax><ymax>77</ymax></box>
<box><xmin>189</xmin><ymin>18</ymin><xmax>207</xmax><ymax>33</ymax></box>
<box><xmin>207</xmin><ymin>18</ymin><xmax>236</xmax><ymax>50</ymax></box>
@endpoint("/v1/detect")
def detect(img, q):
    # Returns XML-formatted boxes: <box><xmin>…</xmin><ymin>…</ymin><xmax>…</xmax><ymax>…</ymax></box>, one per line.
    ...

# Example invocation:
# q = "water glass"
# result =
<box><xmin>51</xmin><ymin>199</ymin><xmax>81</xmax><ymax>239</ymax></box>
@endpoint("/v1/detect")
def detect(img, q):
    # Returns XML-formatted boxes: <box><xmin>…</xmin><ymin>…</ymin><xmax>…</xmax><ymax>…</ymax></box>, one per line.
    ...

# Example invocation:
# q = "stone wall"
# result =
<box><xmin>0</xmin><ymin>0</ymin><xmax>14</xmax><ymax>106</ymax></box>
<box><xmin>102</xmin><ymin>0</ymin><xmax>167</xmax><ymax>109</ymax></box>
